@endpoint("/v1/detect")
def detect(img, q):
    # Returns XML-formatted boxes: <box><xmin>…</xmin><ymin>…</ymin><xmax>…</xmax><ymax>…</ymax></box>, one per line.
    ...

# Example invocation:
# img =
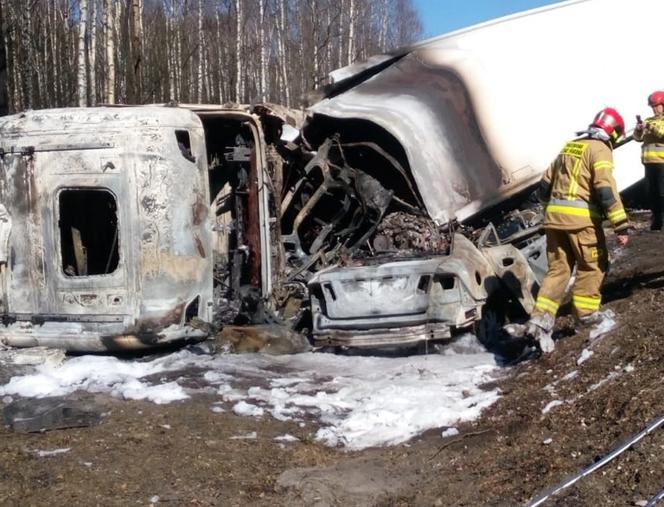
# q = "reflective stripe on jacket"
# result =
<box><xmin>633</xmin><ymin>116</ymin><xmax>664</xmax><ymax>164</ymax></box>
<box><xmin>540</xmin><ymin>138</ymin><xmax>629</xmax><ymax>231</ymax></box>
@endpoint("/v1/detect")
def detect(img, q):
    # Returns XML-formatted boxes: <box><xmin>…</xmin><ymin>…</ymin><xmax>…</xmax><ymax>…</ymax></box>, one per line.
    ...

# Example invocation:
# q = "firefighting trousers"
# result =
<box><xmin>645</xmin><ymin>163</ymin><xmax>664</xmax><ymax>230</ymax></box>
<box><xmin>532</xmin><ymin>225</ymin><xmax>609</xmax><ymax>319</ymax></box>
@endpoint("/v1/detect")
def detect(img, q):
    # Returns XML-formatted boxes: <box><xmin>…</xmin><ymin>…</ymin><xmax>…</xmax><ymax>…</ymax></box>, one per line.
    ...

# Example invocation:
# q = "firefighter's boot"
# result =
<box><xmin>525</xmin><ymin>313</ymin><xmax>556</xmax><ymax>354</ymax></box>
<box><xmin>574</xmin><ymin>310</ymin><xmax>617</xmax><ymax>339</ymax></box>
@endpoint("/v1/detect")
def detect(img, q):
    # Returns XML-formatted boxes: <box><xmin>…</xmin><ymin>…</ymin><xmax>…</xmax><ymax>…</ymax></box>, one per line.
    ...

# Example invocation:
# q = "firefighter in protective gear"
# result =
<box><xmin>525</xmin><ymin>107</ymin><xmax>630</xmax><ymax>353</ymax></box>
<box><xmin>633</xmin><ymin>90</ymin><xmax>664</xmax><ymax>230</ymax></box>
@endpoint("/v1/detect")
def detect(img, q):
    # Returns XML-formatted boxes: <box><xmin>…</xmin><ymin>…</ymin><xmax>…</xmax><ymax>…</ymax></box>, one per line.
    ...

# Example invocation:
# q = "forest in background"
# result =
<box><xmin>0</xmin><ymin>0</ymin><xmax>422</xmax><ymax>115</ymax></box>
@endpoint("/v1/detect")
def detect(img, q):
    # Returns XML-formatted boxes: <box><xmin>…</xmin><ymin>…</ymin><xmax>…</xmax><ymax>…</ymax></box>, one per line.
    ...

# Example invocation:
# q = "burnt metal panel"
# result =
<box><xmin>0</xmin><ymin>107</ymin><xmax>214</xmax><ymax>350</ymax></box>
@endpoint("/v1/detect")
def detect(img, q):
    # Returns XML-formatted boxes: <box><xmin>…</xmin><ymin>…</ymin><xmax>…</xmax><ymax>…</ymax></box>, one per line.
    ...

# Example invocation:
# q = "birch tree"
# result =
<box><xmin>347</xmin><ymin>0</ymin><xmax>355</xmax><ymax>65</ymax></box>
<box><xmin>89</xmin><ymin>0</ymin><xmax>96</xmax><ymax>105</ymax></box>
<box><xmin>1</xmin><ymin>0</ymin><xmax>422</xmax><ymax>112</ymax></box>
<box><xmin>258</xmin><ymin>0</ymin><xmax>266</xmax><ymax>102</ymax></box>
<box><xmin>196</xmin><ymin>0</ymin><xmax>202</xmax><ymax>102</ymax></box>
<box><xmin>234</xmin><ymin>0</ymin><xmax>242</xmax><ymax>102</ymax></box>
<box><xmin>104</xmin><ymin>0</ymin><xmax>115</xmax><ymax>103</ymax></box>
<box><xmin>276</xmin><ymin>0</ymin><xmax>289</xmax><ymax>106</ymax></box>
<box><xmin>77</xmin><ymin>0</ymin><xmax>87</xmax><ymax>106</ymax></box>
<box><xmin>130</xmin><ymin>0</ymin><xmax>142</xmax><ymax>102</ymax></box>
<box><xmin>0</xmin><ymin>0</ymin><xmax>7</xmax><ymax>116</ymax></box>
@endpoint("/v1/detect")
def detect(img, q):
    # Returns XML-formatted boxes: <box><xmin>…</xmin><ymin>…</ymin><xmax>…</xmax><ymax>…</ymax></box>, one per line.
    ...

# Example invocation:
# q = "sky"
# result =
<box><xmin>413</xmin><ymin>0</ymin><xmax>566</xmax><ymax>38</ymax></box>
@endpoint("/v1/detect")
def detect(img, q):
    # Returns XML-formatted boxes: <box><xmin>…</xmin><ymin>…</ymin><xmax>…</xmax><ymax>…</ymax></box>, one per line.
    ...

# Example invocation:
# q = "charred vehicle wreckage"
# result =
<box><xmin>19</xmin><ymin>0</ymin><xmax>664</xmax><ymax>352</ymax></box>
<box><xmin>5</xmin><ymin>0</ymin><xmax>659</xmax><ymax>353</ymax></box>
<box><xmin>0</xmin><ymin>102</ymin><xmax>546</xmax><ymax>352</ymax></box>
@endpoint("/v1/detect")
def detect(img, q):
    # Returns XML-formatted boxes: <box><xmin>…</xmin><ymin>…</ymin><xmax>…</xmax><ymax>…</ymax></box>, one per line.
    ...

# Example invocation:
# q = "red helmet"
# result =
<box><xmin>592</xmin><ymin>107</ymin><xmax>625</xmax><ymax>142</ymax></box>
<box><xmin>648</xmin><ymin>91</ymin><xmax>664</xmax><ymax>107</ymax></box>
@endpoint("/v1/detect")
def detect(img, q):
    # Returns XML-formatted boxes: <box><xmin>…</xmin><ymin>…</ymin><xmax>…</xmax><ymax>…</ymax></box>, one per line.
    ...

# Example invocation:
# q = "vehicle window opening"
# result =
<box><xmin>185</xmin><ymin>296</ymin><xmax>200</xmax><ymax>323</ymax></box>
<box><xmin>59</xmin><ymin>188</ymin><xmax>119</xmax><ymax>277</ymax></box>
<box><xmin>438</xmin><ymin>275</ymin><xmax>455</xmax><ymax>290</ymax></box>
<box><xmin>417</xmin><ymin>275</ymin><xmax>431</xmax><ymax>292</ymax></box>
<box><xmin>501</xmin><ymin>257</ymin><xmax>515</xmax><ymax>267</ymax></box>
<box><xmin>175</xmin><ymin>129</ymin><xmax>195</xmax><ymax>162</ymax></box>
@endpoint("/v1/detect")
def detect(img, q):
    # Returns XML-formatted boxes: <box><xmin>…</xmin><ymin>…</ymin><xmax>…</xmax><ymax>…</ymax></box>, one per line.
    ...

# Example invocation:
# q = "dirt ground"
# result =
<box><xmin>2</xmin><ymin>217</ymin><xmax>664</xmax><ymax>507</ymax></box>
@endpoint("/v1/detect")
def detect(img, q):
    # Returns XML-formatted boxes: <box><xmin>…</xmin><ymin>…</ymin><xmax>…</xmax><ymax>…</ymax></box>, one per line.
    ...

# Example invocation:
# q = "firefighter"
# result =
<box><xmin>633</xmin><ymin>90</ymin><xmax>664</xmax><ymax>230</ymax></box>
<box><xmin>525</xmin><ymin>108</ymin><xmax>631</xmax><ymax>353</ymax></box>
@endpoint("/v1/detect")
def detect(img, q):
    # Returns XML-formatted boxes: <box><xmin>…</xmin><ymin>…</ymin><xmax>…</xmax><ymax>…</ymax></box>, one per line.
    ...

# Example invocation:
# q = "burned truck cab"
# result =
<box><xmin>0</xmin><ymin>107</ymin><xmax>213</xmax><ymax>351</ymax></box>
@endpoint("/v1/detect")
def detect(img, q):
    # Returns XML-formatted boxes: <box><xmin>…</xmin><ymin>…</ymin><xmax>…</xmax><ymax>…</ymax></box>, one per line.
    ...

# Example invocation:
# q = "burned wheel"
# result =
<box><xmin>475</xmin><ymin>292</ymin><xmax>529</xmax><ymax>360</ymax></box>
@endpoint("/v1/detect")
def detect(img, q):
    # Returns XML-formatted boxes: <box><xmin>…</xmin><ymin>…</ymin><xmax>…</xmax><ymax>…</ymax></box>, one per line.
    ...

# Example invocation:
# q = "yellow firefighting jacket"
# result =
<box><xmin>633</xmin><ymin>115</ymin><xmax>664</xmax><ymax>164</ymax></box>
<box><xmin>539</xmin><ymin>138</ymin><xmax>629</xmax><ymax>232</ymax></box>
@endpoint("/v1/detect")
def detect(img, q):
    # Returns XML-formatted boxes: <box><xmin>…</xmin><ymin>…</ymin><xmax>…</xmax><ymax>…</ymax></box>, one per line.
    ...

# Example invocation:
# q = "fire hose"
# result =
<box><xmin>646</xmin><ymin>485</ymin><xmax>664</xmax><ymax>507</ymax></box>
<box><xmin>527</xmin><ymin>411</ymin><xmax>664</xmax><ymax>506</ymax></box>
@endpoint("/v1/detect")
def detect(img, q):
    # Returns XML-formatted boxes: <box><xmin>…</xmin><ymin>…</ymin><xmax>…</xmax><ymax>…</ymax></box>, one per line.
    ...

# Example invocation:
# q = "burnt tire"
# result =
<box><xmin>476</xmin><ymin>292</ymin><xmax>530</xmax><ymax>360</ymax></box>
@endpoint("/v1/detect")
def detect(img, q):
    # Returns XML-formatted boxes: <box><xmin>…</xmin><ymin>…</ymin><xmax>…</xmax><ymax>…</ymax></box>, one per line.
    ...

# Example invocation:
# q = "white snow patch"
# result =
<box><xmin>441</xmin><ymin>427</ymin><xmax>460</xmax><ymax>438</ymax></box>
<box><xmin>149</xmin><ymin>495</ymin><xmax>160</xmax><ymax>504</ymax></box>
<box><xmin>624</xmin><ymin>364</ymin><xmax>635</xmax><ymax>373</ymax></box>
<box><xmin>0</xmin><ymin>337</ymin><xmax>501</xmax><ymax>450</ymax></box>
<box><xmin>274</xmin><ymin>434</ymin><xmax>299</xmax><ymax>442</ymax></box>
<box><xmin>588</xmin><ymin>372</ymin><xmax>620</xmax><ymax>392</ymax></box>
<box><xmin>577</xmin><ymin>349</ymin><xmax>594</xmax><ymax>365</ymax></box>
<box><xmin>544</xmin><ymin>370</ymin><xmax>579</xmax><ymax>395</ymax></box>
<box><xmin>233</xmin><ymin>401</ymin><xmax>264</xmax><ymax>417</ymax></box>
<box><xmin>34</xmin><ymin>447</ymin><xmax>71</xmax><ymax>457</ymax></box>
<box><xmin>230</xmin><ymin>431</ymin><xmax>257</xmax><ymax>440</ymax></box>
<box><xmin>542</xmin><ymin>400</ymin><xmax>564</xmax><ymax>415</ymax></box>
<box><xmin>543</xmin><ymin>438</ymin><xmax>553</xmax><ymax>445</ymax></box>
<box><xmin>0</xmin><ymin>355</ymin><xmax>188</xmax><ymax>404</ymax></box>
<box><xmin>589</xmin><ymin>310</ymin><xmax>616</xmax><ymax>340</ymax></box>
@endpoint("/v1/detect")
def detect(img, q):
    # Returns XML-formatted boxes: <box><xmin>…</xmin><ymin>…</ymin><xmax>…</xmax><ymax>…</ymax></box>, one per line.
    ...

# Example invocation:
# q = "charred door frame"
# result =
<box><xmin>195</xmin><ymin>110</ymin><xmax>273</xmax><ymax>299</ymax></box>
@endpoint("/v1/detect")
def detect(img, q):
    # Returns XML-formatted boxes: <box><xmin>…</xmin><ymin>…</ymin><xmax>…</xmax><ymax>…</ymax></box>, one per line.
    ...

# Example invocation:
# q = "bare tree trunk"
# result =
<box><xmin>309</xmin><ymin>0</ymin><xmax>319</xmax><ymax>86</ymax></box>
<box><xmin>32</xmin><ymin>5</ymin><xmax>46</xmax><ymax>107</ymax></box>
<box><xmin>174</xmin><ymin>0</ymin><xmax>181</xmax><ymax>101</ymax></box>
<box><xmin>215</xmin><ymin>8</ymin><xmax>223</xmax><ymax>103</ymax></box>
<box><xmin>196</xmin><ymin>0</ymin><xmax>202</xmax><ymax>103</ymax></box>
<box><xmin>78</xmin><ymin>0</ymin><xmax>88</xmax><ymax>106</ymax></box>
<box><xmin>164</xmin><ymin>0</ymin><xmax>173</xmax><ymax>101</ymax></box>
<box><xmin>20</xmin><ymin>8</ymin><xmax>34</xmax><ymax>108</ymax></box>
<box><xmin>130</xmin><ymin>0</ymin><xmax>142</xmax><ymax>102</ymax></box>
<box><xmin>258</xmin><ymin>0</ymin><xmax>266</xmax><ymax>102</ymax></box>
<box><xmin>104</xmin><ymin>0</ymin><xmax>115</xmax><ymax>103</ymax></box>
<box><xmin>234</xmin><ymin>0</ymin><xmax>242</xmax><ymax>102</ymax></box>
<box><xmin>10</xmin><ymin>4</ymin><xmax>21</xmax><ymax>112</ymax></box>
<box><xmin>89</xmin><ymin>0</ymin><xmax>97</xmax><ymax>105</ymax></box>
<box><xmin>50</xmin><ymin>0</ymin><xmax>61</xmax><ymax>106</ymax></box>
<box><xmin>347</xmin><ymin>0</ymin><xmax>355</xmax><ymax>65</ymax></box>
<box><xmin>0</xmin><ymin>0</ymin><xmax>7</xmax><ymax>115</ymax></box>
<box><xmin>276</xmin><ymin>0</ymin><xmax>289</xmax><ymax>107</ymax></box>
<box><xmin>337</xmin><ymin>0</ymin><xmax>344</xmax><ymax>68</ymax></box>
<box><xmin>116</xmin><ymin>1</ymin><xmax>124</xmax><ymax>102</ymax></box>
<box><xmin>325</xmin><ymin>6</ymin><xmax>333</xmax><ymax>76</ymax></box>
<box><xmin>379</xmin><ymin>0</ymin><xmax>388</xmax><ymax>51</ymax></box>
